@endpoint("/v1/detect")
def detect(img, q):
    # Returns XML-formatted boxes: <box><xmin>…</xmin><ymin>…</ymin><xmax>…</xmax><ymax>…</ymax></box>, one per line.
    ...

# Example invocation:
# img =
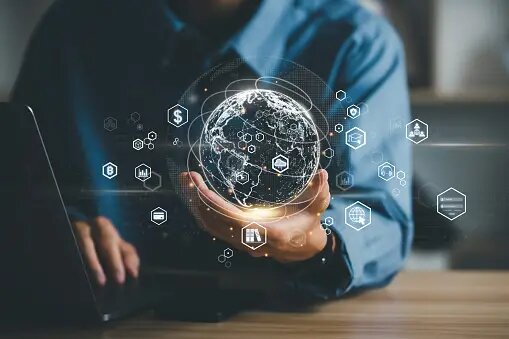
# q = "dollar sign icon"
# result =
<box><xmin>173</xmin><ymin>109</ymin><xmax>183</xmax><ymax>125</ymax></box>
<box><xmin>168</xmin><ymin>105</ymin><xmax>187</xmax><ymax>127</ymax></box>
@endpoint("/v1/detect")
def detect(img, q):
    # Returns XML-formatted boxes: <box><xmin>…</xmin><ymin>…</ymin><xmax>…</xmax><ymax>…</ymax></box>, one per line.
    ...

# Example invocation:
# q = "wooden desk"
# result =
<box><xmin>7</xmin><ymin>271</ymin><xmax>509</xmax><ymax>338</ymax></box>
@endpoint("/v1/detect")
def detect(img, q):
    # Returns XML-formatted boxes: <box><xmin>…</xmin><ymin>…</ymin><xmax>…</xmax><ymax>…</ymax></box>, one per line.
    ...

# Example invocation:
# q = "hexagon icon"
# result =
<box><xmin>147</xmin><ymin>131</ymin><xmax>157</xmax><ymax>140</ymax></box>
<box><xmin>406</xmin><ymin>119</ymin><xmax>428</xmax><ymax>144</ymax></box>
<box><xmin>335</xmin><ymin>90</ymin><xmax>346</xmax><ymax>101</ymax></box>
<box><xmin>133</xmin><ymin>138</ymin><xmax>144</xmax><ymax>151</ymax></box>
<box><xmin>255</xmin><ymin>133</ymin><xmax>264</xmax><ymax>142</ymax></box>
<box><xmin>272</xmin><ymin>154</ymin><xmax>289</xmax><ymax>173</ymax></box>
<box><xmin>102</xmin><ymin>162</ymin><xmax>118</xmax><ymax>179</ymax></box>
<box><xmin>167</xmin><ymin>104</ymin><xmax>188</xmax><ymax>127</ymax></box>
<box><xmin>396</xmin><ymin>170</ymin><xmax>406</xmax><ymax>180</ymax></box>
<box><xmin>336</xmin><ymin>171</ymin><xmax>354</xmax><ymax>191</ymax></box>
<box><xmin>143</xmin><ymin>171</ymin><xmax>162</xmax><ymax>191</ymax></box>
<box><xmin>378</xmin><ymin>162</ymin><xmax>396</xmax><ymax>181</ymax></box>
<box><xmin>345</xmin><ymin>127</ymin><xmax>366</xmax><ymax>150</ymax></box>
<box><xmin>103</xmin><ymin>117</ymin><xmax>118</xmax><ymax>131</ymax></box>
<box><xmin>241</xmin><ymin>222</ymin><xmax>267</xmax><ymax>250</ymax></box>
<box><xmin>236</xmin><ymin>171</ymin><xmax>249</xmax><ymax>184</ymax></box>
<box><xmin>334</xmin><ymin>123</ymin><xmax>344</xmax><ymax>134</ymax></box>
<box><xmin>247</xmin><ymin>145</ymin><xmax>256</xmax><ymax>153</ymax></box>
<box><xmin>347</xmin><ymin>104</ymin><xmax>361</xmax><ymax>119</ymax></box>
<box><xmin>150</xmin><ymin>207</ymin><xmax>167</xmax><ymax>225</ymax></box>
<box><xmin>437</xmin><ymin>188</ymin><xmax>466</xmax><ymax>221</ymax></box>
<box><xmin>324</xmin><ymin>217</ymin><xmax>334</xmax><ymax>226</ymax></box>
<box><xmin>243</xmin><ymin>133</ymin><xmax>253</xmax><ymax>143</ymax></box>
<box><xmin>345</xmin><ymin>201</ymin><xmax>372</xmax><ymax>231</ymax></box>
<box><xmin>134</xmin><ymin>163</ymin><xmax>151</xmax><ymax>182</ymax></box>
<box><xmin>323</xmin><ymin>148</ymin><xmax>334</xmax><ymax>159</ymax></box>
<box><xmin>223</xmin><ymin>248</ymin><xmax>234</xmax><ymax>259</ymax></box>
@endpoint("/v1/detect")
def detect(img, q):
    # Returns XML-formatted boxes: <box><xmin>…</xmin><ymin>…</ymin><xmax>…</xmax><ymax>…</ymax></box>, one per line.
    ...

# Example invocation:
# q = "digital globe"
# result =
<box><xmin>199</xmin><ymin>89</ymin><xmax>321</xmax><ymax>208</ymax></box>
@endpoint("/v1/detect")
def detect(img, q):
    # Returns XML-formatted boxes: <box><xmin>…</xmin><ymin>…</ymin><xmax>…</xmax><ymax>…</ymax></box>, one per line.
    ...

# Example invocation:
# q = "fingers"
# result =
<box><xmin>121</xmin><ymin>242</ymin><xmax>140</xmax><ymax>279</ymax></box>
<box><xmin>93</xmin><ymin>217</ymin><xmax>125</xmax><ymax>284</ymax></box>
<box><xmin>73</xmin><ymin>221</ymin><xmax>106</xmax><ymax>286</ymax></box>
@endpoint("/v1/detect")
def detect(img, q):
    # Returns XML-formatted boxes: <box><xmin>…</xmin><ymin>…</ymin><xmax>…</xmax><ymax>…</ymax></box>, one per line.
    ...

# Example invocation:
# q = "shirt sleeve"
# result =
<box><xmin>288</xmin><ymin>14</ymin><xmax>413</xmax><ymax>299</ymax></box>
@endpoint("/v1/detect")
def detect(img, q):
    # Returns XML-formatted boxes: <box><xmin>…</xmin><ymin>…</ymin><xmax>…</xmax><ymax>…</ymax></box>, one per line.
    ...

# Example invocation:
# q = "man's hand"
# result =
<box><xmin>73</xmin><ymin>217</ymin><xmax>139</xmax><ymax>285</ymax></box>
<box><xmin>181</xmin><ymin>169</ymin><xmax>331</xmax><ymax>263</ymax></box>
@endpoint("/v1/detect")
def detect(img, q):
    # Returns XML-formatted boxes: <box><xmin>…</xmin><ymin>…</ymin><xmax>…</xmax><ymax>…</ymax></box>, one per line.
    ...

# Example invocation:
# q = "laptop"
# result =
<box><xmin>0</xmin><ymin>103</ymin><xmax>287</xmax><ymax>325</ymax></box>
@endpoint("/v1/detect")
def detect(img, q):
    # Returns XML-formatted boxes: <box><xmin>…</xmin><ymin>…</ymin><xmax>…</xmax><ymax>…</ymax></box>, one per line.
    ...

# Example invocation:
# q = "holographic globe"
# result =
<box><xmin>199</xmin><ymin>89</ymin><xmax>320</xmax><ymax>208</ymax></box>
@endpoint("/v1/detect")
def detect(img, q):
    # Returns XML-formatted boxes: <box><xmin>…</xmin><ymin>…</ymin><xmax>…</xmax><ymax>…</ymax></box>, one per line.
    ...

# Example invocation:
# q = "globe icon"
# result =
<box><xmin>199</xmin><ymin>89</ymin><xmax>321</xmax><ymax>208</ymax></box>
<box><xmin>348</xmin><ymin>206</ymin><xmax>366</xmax><ymax>224</ymax></box>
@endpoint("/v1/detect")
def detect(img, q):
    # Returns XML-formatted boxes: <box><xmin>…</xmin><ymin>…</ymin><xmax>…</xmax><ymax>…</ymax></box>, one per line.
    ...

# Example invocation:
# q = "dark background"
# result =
<box><xmin>1</xmin><ymin>0</ymin><xmax>508</xmax><ymax>270</ymax></box>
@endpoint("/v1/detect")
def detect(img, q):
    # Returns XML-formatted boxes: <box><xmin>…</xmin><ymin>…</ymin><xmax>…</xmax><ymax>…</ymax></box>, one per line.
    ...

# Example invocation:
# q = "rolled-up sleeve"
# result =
<box><xmin>289</xmin><ymin>14</ymin><xmax>413</xmax><ymax>298</ymax></box>
<box><xmin>328</xmin><ymin>15</ymin><xmax>413</xmax><ymax>293</ymax></box>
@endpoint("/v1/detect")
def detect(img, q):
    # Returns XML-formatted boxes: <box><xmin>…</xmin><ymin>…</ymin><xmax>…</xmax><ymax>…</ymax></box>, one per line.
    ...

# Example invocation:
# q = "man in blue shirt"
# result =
<box><xmin>12</xmin><ymin>0</ymin><xmax>412</xmax><ymax>299</ymax></box>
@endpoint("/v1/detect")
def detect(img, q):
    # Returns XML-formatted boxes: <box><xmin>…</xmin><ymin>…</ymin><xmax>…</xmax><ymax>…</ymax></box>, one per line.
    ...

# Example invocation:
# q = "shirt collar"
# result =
<box><xmin>158</xmin><ymin>0</ymin><xmax>326</xmax><ymax>75</ymax></box>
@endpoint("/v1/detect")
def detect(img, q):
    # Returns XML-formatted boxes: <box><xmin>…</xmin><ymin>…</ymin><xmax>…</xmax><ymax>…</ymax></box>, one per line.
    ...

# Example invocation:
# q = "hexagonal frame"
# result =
<box><xmin>134</xmin><ymin>163</ymin><xmax>151</xmax><ymax>182</ymax></box>
<box><xmin>167</xmin><ymin>104</ymin><xmax>189</xmax><ymax>128</ymax></box>
<box><xmin>347</xmin><ymin>104</ymin><xmax>361</xmax><ymax>119</ymax></box>
<box><xmin>334</xmin><ymin>123</ymin><xmax>344</xmax><ymax>134</ymax></box>
<box><xmin>238</xmin><ymin>140</ymin><xmax>247</xmax><ymax>150</ymax></box>
<box><xmin>436</xmin><ymin>187</ymin><xmax>467</xmax><ymax>221</ymax></box>
<box><xmin>247</xmin><ymin>145</ymin><xmax>256</xmax><ymax>153</ymax></box>
<box><xmin>324</xmin><ymin>216</ymin><xmax>334</xmax><ymax>226</ymax></box>
<box><xmin>243</xmin><ymin>133</ymin><xmax>253</xmax><ymax>143</ymax></box>
<box><xmin>236</xmin><ymin>171</ymin><xmax>249</xmax><ymax>184</ymax></box>
<box><xmin>102</xmin><ymin>162</ymin><xmax>118</xmax><ymax>179</ymax></box>
<box><xmin>378</xmin><ymin>162</ymin><xmax>396</xmax><ymax>181</ymax></box>
<box><xmin>132</xmin><ymin>138</ymin><xmax>144</xmax><ymax>151</ymax></box>
<box><xmin>150</xmin><ymin>207</ymin><xmax>167</xmax><ymax>225</ymax></box>
<box><xmin>406</xmin><ymin>118</ymin><xmax>429</xmax><ymax>144</ymax></box>
<box><xmin>396</xmin><ymin>170</ymin><xmax>406</xmax><ymax>180</ymax></box>
<box><xmin>323</xmin><ymin>148</ymin><xmax>335</xmax><ymax>159</ymax></box>
<box><xmin>335</xmin><ymin>90</ymin><xmax>346</xmax><ymax>101</ymax></box>
<box><xmin>103</xmin><ymin>117</ymin><xmax>118</xmax><ymax>131</ymax></box>
<box><xmin>223</xmin><ymin>248</ymin><xmax>234</xmax><ymax>259</ymax></box>
<box><xmin>345</xmin><ymin>127</ymin><xmax>366</xmax><ymax>150</ymax></box>
<box><xmin>241</xmin><ymin>222</ymin><xmax>267</xmax><ymax>250</ymax></box>
<box><xmin>272</xmin><ymin>154</ymin><xmax>289</xmax><ymax>173</ymax></box>
<box><xmin>336</xmin><ymin>171</ymin><xmax>354</xmax><ymax>191</ymax></box>
<box><xmin>255</xmin><ymin>133</ymin><xmax>264</xmax><ymax>142</ymax></box>
<box><xmin>147</xmin><ymin>131</ymin><xmax>157</xmax><ymax>140</ymax></box>
<box><xmin>143</xmin><ymin>171</ymin><xmax>162</xmax><ymax>191</ymax></box>
<box><xmin>345</xmin><ymin>201</ymin><xmax>372</xmax><ymax>231</ymax></box>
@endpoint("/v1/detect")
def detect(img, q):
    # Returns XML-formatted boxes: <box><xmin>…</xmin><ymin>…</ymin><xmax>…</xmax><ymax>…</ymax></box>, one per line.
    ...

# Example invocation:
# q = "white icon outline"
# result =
<box><xmin>334</xmin><ymin>123</ymin><xmax>344</xmax><ymax>134</ymax></box>
<box><xmin>335</xmin><ymin>90</ymin><xmax>346</xmax><ymax>101</ymax></box>
<box><xmin>345</xmin><ymin>127</ymin><xmax>366</xmax><ymax>150</ymax></box>
<box><xmin>378</xmin><ymin>162</ymin><xmax>396</xmax><ymax>181</ymax></box>
<box><xmin>347</xmin><ymin>104</ymin><xmax>361</xmax><ymax>119</ymax></box>
<box><xmin>345</xmin><ymin>201</ymin><xmax>372</xmax><ymax>231</ymax></box>
<box><xmin>150</xmin><ymin>207</ymin><xmax>167</xmax><ymax>225</ymax></box>
<box><xmin>241</xmin><ymin>222</ymin><xmax>267</xmax><ymax>250</ymax></box>
<box><xmin>236</xmin><ymin>171</ymin><xmax>250</xmax><ymax>184</ymax></box>
<box><xmin>167</xmin><ymin>104</ymin><xmax>189</xmax><ymax>127</ymax></box>
<box><xmin>133</xmin><ymin>138</ymin><xmax>144</xmax><ymax>151</ymax></box>
<box><xmin>102</xmin><ymin>162</ymin><xmax>118</xmax><ymax>179</ymax></box>
<box><xmin>406</xmin><ymin>119</ymin><xmax>429</xmax><ymax>144</ymax></box>
<box><xmin>436</xmin><ymin>187</ymin><xmax>467</xmax><ymax>221</ymax></box>
<box><xmin>135</xmin><ymin>163</ymin><xmax>151</xmax><ymax>182</ymax></box>
<box><xmin>272</xmin><ymin>154</ymin><xmax>289</xmax><ymax>173</ymax></box>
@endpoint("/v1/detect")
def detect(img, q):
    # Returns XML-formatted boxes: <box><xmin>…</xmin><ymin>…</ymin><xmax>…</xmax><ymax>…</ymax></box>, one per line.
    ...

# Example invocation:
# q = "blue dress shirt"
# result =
<box><xmin>12</xmin><ymin>0</ymin><xmax>413</xmax><ymax>299</ymax></box>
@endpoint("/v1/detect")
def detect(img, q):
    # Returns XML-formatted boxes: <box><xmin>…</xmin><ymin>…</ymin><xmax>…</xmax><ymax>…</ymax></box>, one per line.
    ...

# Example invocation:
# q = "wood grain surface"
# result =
<box><xmin>6</xmin><ymin>271</ymin><xmax>509</xmax><ymax>339</ymax></box>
